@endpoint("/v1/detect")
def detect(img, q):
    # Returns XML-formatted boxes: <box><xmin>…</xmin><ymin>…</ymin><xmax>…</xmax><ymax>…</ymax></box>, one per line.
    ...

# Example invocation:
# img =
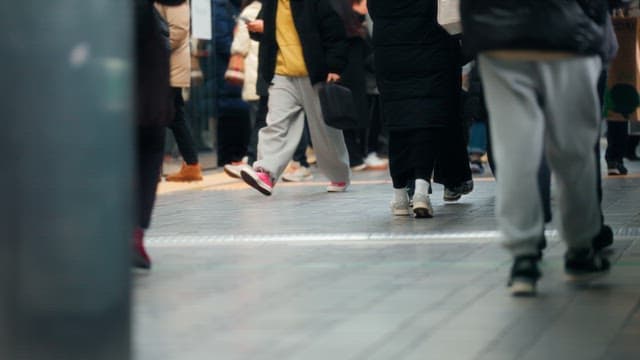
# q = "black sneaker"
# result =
<box><xmin>593</xmin><ymin>225</ymin><xmax>614</xmax><ymax>251</ymax></box>
<box><xmin>443</xmin><ymin>180</ymin><xmax>474</xmax><ymax>202</ymax></box>
<box><xmin>564</xmin><ymin>248</ymin><xmax>610</xmax><ymax>283</ymax></box>
<box><xmin>508</xmin><ymin>256</ymin><xmax>541</xmax><ymax>296</ymax></box>
<box><xmin>607</xmin><ymin>161</ymin><xmax>628</xmax><ymax>176</ymax></box>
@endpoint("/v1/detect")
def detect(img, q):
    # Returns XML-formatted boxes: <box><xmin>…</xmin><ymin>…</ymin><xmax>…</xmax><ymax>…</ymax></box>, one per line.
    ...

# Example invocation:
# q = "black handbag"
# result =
<box><xmin>317</xmin><ymin>82</ymin><xmax>359</xmax><ymax>130</ymax></box>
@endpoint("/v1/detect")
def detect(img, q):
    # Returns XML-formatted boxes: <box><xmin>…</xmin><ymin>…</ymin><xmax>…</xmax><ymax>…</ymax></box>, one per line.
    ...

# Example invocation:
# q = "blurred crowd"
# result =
<box><xmin>132</xmin><ymin>0</ymin><xmax>637</xmax><ymax>296</ymax></box>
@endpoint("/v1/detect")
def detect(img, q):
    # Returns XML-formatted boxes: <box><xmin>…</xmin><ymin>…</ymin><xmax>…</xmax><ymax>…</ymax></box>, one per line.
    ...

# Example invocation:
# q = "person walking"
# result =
<box><xmin>133</xmin><ymin>0</ymin><xmax>186</xmax><ymax>269</ymax></box>
<box><xmin>461</xmin><ymin>0</ymin><xmax>612</xmax><ymax>295</ymax></box>
<box><xmin>239</xmin><ymin>0</ymin><xmax>351</xmax><ymax>196</ymax></box>
<box><xmin>156</xmin><ymin>1</ymin><xmax>205</xmax><ymax>182</ymax></box>
<box><xmin>368</xmin><ymin>0</ymin><xmax>469</xmax><ymax>218</ymax></box>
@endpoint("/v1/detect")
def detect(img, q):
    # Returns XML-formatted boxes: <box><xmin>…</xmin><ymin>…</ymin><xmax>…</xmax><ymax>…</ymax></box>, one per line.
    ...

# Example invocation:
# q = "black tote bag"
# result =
<box><xmin>317</xmin><ymin>82</ymin><xmax>359</xmax><ymax>130</ymax></box>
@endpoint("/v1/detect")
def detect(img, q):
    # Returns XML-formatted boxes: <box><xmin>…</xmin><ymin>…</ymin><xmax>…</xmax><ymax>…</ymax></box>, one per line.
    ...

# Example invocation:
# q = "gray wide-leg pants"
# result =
<box><xmin>478</xmin><ymin>55</ymin><xmax>602</xmax><ymax>257</ymax></box>
<box><xmin>254</xmin><ymin>75</ymin><xmax>351</xmax><ymax>184</ymax></box>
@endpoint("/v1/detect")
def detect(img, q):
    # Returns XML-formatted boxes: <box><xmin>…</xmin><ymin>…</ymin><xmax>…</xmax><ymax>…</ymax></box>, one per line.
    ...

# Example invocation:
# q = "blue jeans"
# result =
<box><xmin>468</xmin><ymin>121</ymin><xmax>487</xmax><ymax>155</ymax></box>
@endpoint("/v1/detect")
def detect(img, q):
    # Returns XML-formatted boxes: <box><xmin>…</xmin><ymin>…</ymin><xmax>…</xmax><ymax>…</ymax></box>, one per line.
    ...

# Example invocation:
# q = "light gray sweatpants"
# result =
<box><xmin>254</xmin><ymin>75</ymin><xmax>351</xmax><ymax>184</ymax></box>
<box><xmin>478</xmin><ymin>55</ymin><xmax>602</xmax><ymax>257</ymax></box>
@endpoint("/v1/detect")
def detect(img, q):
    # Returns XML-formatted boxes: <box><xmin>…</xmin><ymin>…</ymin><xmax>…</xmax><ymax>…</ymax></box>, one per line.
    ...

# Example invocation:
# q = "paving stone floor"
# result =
<box><xmin>135</xmin><ymin>161</ymin><xmax>640</xmax><ymax>360</ymax></box>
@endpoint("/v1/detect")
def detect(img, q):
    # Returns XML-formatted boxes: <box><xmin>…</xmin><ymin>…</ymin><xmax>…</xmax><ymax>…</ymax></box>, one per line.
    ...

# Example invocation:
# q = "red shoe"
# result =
<box><xmin>240</xmin><ymin>167</ymin><xmax>274</xmax><ymax>196</ymax></box>
<box><xmin>326</xmin><ymin>181</ymin><xmax>348</xmax><ymax>192</ymax></box>
<box><xmin>133</xmin><ymin>227</ymin><xmax>151</xmax><ymax>269</ymax></box>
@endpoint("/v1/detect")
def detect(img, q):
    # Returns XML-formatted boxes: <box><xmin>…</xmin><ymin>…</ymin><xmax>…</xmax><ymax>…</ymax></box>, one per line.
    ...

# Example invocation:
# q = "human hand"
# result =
<box><xmin>247</xmin><ymin>20</ymin><xmax>264</xmax><ymax>33</ymax></box>
<box><xmin>326</xmin><ymin>73</ymin><xmax>341</xmax><ymax>82</ymax></box>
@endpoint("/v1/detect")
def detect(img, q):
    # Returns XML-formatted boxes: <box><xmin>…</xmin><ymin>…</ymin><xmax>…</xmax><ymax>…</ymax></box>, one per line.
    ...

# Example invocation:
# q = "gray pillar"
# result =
<box><xmin>1</xmin><ymin>1</ymin><xmax>132</xmax><ymax>359</ymax></box>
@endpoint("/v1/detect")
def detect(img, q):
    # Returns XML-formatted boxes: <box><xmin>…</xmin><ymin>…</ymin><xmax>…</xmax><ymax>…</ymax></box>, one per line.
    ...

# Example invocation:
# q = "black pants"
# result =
<box><xmin>605</xmin><ymin>120</ymin><xmax>628</xmax><ymax>163</ymax></box>
<box><xmin>344</xmin><ymin>128</ymin><xmax>367</xmax><ymax>167</ymax></box>
<box><xmin>433</xmin><ymin>121</ymin><xmax>472</xmax><ymax>188</ymax></box>
<box><xmin>137</xmin><ymin>126</ymin><xmax>165</xmax><ymax>229</ymax></box>
<box><xmin>168</xmin><ymin>88</ymin><xmax>199</xmax><ymax>165</ymax></box>
<box><xmin>217</xmin><ymin>108</ymin><xmax>251</xmax><ymax>166</ymax></box>
<box><xmin>389</xmin><ymin>128</ymin><xmax>443</xmax><ymax>189</ymax></box>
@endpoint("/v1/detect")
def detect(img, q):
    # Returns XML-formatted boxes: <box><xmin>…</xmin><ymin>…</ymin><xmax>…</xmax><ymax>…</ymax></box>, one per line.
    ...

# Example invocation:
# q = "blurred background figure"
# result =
<box><xmin>213</xmin><ymin>0</ymin><xmax>252</xmax><ymax>167</ymax></box>
<box><xmin>330</xmin><ymin>0</ymin><xmax>377</xmax><ymax>172</ymax></box>
<box><xmin>368</xmin><ymin>0</ymin><xmax>470</xmax><ymax>218</ymax></box>
<box><xmin>133</xmin><ymin>0</ymin><xmax>187</xmax><ymax>269</ymax></box>
<box><xmin>156</xmin><ymin>1</ymin><xmax>205</xmax><ymax>182</ymax></box>
<box><xmin>239</xmin><ymin>0</ymin><xmax>351</xmax><ymax>196</ymax></box>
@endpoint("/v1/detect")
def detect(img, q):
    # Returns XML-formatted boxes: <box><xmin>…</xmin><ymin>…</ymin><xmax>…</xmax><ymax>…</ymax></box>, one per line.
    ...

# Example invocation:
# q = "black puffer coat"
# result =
<box><xmin>368</xmin><ymin>0</ymin><xmax>462</xmax><ymax>129</ymax></box>
<box><xmin>461</xmin><ymin>0</ymin><xmax>608</xmax><ymax>58</ymax></box>
<box><xmin>259</xmin><ymin>0</ymin><xmax>348</xmax><ymax>85</ymax></box>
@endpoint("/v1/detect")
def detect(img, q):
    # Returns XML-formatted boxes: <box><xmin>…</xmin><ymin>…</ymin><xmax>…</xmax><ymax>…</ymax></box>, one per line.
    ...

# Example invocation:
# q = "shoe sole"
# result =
<box><xmin>224</xmin><ymin>167</ymin><xmax>242</xmax><ymax>179</ymax></box>
<box><xmin>413</xmin><ymin>203</ymin><xmax>433</xmax><ymax>218</ymax></box>
<box><xmin>443</xmin><ymin>194</ymin><xmax>462</xmax><ymax>202</ymax></box>
<box><xmin>392</xmin><ymin>208</ymin><xmax>411</xmax><ymax>216</ymax></box>
<box><xmin>165</xmin><ymin>177</ymin><xmax>203</xmax><ymax>182</ymax></box>
<box><xmin>510</xmin><ymin>279</ymin><xmax>536</xmax><ymax>296</ymax></box>
<box><xmin>565</xmin><ymin>269</ymin><xmax>610</xmax><ymax>283</ymax></box>
<box><xmin>240</xmin><ymin>171</ymin><xmax>272</xmax><ymax>196</ymax></box>
<box><xmin>282</xmin><ymin>175</ymin><xmax>313</xmax><ymax>182</ymax></box>
<box><xmin>327</xmin><ymin>186</ymin><xmax>348</xmax><ymax>192</ymax></box>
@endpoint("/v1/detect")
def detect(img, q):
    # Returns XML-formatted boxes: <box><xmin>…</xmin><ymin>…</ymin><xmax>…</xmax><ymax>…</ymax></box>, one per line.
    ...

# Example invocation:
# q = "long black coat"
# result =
<box><xmin>258</xmin><ymin>0</ymin><xmax>348</xmax><ymax>85</ymax></box>
<box><xmin>368</xmin><ymin>0</ymin><xmax>461</xmax><ymax>130</ymax></box>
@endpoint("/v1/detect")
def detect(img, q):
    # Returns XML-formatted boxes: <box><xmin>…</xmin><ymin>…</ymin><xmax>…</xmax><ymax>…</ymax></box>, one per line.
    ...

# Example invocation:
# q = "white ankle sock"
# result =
<box><xmin>415</xmin><ymin>179</ymin><xmax>429</xmax><ymax>195</ymax></box>
<box><xmin>393</xmin><ymin>188</ymin><xmax>408</xmax><ymax>202</ymax></box>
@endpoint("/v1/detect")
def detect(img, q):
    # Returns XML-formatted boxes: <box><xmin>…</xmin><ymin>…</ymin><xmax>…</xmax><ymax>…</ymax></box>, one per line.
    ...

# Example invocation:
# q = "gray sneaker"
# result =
<box><xmin>390</xmin><ymin>192</ymin><xmax>411</xmax><ymax>216</ymax></box>
<box><xmin>412</xmin><ymin>193</ymin><xmax>433</xmax><ymax>218</ymax></box>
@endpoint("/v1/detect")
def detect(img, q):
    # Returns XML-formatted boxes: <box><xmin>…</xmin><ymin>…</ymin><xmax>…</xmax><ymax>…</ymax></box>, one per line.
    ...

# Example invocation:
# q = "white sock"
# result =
<box><xmin>415</xmin><ymin>179</ymin><xmax>429</xmax><ymax>195</ymax></box>
<box><xmin>393</xmin><ymin>188</ymin><xmax>408</xmax><ymax>202</ymax></box>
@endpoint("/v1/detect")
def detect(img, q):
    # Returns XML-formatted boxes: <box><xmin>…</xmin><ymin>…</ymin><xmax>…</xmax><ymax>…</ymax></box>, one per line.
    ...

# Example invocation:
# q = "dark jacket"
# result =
<box><xmin>368</xmin><ymin>0</ymin><xmax>462</xmax><ymax>129</ymax></box>
<box><xmin>135</xmin><ymin>0</ymin><xmax>186</xmax><ymax>126</ymax></box>
<box><xmin>258</xmin><ymin>0</ymin><xmax>348</xmax><ymax>85</ymax></box>
<box><xmin>213</xmin><ymin>0</ymin><xmax>249</xmax><ymax>116</ymax></box>
<box><xmin>460</xmin><ymin>0</ymin><xmax>608</xmax><ymax>58</ymax></box>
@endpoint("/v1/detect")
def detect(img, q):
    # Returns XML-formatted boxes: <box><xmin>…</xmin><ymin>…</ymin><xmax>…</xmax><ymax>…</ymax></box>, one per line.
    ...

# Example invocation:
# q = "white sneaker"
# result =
<box><xmin>351</xmin><ymin>163</ymin><xmax>367</xmax><ymax>172</ymax></box>
<box><xmin>412</xmin><ymin>193</ymin><xmax>433</xmax><ymax>218</ymax></box>
<box><xmin>282</xmin><ymin>166</ymin><xmax>313</xmax><ymax>182</ymax></box>
<box><xmin>223</xmin><ymin>162</ymin><xmax>248</xmax><ymax>179</ymax></box>
<box><xmin>390</xmin><ymin>194</ymin><xmax>411</xmax><ymax>216</ymax></box>
<box><xmin>364</xmin><ymin>152</ymin><xmax>388</xmax><ymax>170</ymax></box>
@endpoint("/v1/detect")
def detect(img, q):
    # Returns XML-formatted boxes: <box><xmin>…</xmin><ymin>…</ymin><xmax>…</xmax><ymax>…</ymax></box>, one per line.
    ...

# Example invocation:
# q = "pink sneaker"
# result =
<box><xmin>240</xmin><ymin>167</ymin><xmax>274</xmax><ymax>196</ymax></box>
<box><xmin>327</xmin><ymin>181</ymin><xmax>348</xmax><ymax>192</ymax></box>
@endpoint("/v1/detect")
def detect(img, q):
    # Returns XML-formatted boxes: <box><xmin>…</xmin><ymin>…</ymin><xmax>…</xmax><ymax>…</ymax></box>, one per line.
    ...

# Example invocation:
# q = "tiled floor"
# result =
<box><xmin>135</xmin><ymin>161</ymin><xmax>640</xmax><ymax>360</ymax></box>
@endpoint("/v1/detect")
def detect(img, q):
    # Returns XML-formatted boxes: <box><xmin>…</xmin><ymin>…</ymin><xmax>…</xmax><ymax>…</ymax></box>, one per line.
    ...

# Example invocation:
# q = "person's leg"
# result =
<box><xmin>605</xmin><ymin>120</ymin><xmax>629</xmax><ymax>174</ymax></box>
<box><xmin>252</xmin><ymin>76</ymin><xmax>306</xmax><ymax>181</ymax></box>
<box><xmin>478</xmin><ymin>55</ymin><xmax>546</xmax><ymax>258</ymax></box>
<box><xmin>134</xmin><ymin>125</ymin><xmax>165</xmax><ymax>268</ymax></box>
<box><xmin>626</xmin><ymin>134</ymin><xmax>640</xmax><ymax>160</ymax></box>
<box><xmin>292</xmin><ymin>119</ymin><xmax>310</xmax><ymax>167</ymax></box>
<box><xmin>540</xmin><ymin>57</ymin><xmax>602</xmax><ymax>252</ymax></box>
<box><xmin>166</xmin><ymin>88</ymin><xmax>203</xmax><ymax>182</ymax></box>
<box><xmin>301</xmin><ymin>79</ymin><xmax>351</xmax><ymax>185</ymax></box>
<box><xmin>247</xmin><ymin>97</ymin><xmax>267</xmax><ymax>166</ymax></box>
<box><xmin>388</xmin><ymin>130</ymin><xmax>413</xmax><ymax>216</ymax></box>
<box><xmin>344</xmin><ymin>129</ymin><xmax>366</xmax><ymax>168</ymax></box>
<box><xmin>168</xmin><ymin>88</ymin><xmax>199</xmax><ymax>165</ymax></box>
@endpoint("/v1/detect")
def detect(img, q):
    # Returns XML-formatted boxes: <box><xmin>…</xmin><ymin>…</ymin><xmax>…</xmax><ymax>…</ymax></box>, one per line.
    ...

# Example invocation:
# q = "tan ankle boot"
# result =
<box><xmin>165</xmin><ymin>163</ymin><xmax>203</xmax><ymax>182</ymax></box>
